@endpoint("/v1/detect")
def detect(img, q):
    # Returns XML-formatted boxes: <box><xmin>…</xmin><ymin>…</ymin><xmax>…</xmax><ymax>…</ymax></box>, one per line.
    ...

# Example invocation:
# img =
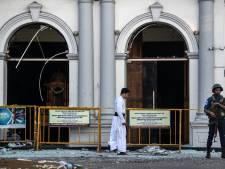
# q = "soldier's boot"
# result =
<box><xmin>221</xmin><ymin>147</ymin><xmax>225</xmax><ymax>158</ymax></box>
<box><xmin>206</xmin><ymin>146</ymin><xmax>211</xmax><ymax>159</ymax></box>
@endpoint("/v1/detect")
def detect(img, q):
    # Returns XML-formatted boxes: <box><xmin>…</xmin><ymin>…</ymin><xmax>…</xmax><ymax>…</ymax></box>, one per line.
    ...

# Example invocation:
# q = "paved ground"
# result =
<box><xmin>1</xmin><ymin>149</ymin><xmax>225</xmax><ymax>169</ymax></box>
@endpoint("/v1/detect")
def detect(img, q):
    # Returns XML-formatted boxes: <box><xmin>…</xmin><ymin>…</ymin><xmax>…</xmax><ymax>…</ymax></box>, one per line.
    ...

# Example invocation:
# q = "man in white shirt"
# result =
<box><xmin>108</xmin><ymin>88</ymin><xmax>130</xmax><ymax>155</ymax></box>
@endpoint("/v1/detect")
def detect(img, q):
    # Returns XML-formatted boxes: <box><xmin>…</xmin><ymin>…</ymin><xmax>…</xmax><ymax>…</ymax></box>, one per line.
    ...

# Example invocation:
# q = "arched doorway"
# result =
<box><xmin>0</xmin><ymin>10</ymin><xmax>78</xmax><ymax>106</ymax></box>
<box><xmin>127</xmin><ymin>23</ymin><xmax>189</xmax><ymax>144</ymax></box>
<box><xmin>0</xmin><ymin>8</ymin><xmax>78</xmax><ymax>141</ymax></box>
<box><xmin>116</xmin><ymin>12</ymin><xmax>198</xmax><ymax>145</ymax></box>
<box><xmin>4</xmin><ymin>23</ymin><xmax>70</xmax><ymax>143</ymax></box>
<box><xmin>7</xmin><ymin>23</ymin><xmax>69</xmax><ymax>106</ymax></box>
<box><xmin>127</xmin><ymin>23</ymin><xmax>188</xmax><ymax>109</ymax></box>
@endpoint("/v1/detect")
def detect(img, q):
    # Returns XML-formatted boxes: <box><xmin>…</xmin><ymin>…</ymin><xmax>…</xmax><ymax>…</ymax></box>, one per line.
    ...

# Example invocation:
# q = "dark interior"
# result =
<box><xmin>7</xmin><ymin>42</ymin><xmax>68</xmax><ymax>106</ymax></box>
<box><xmin>127</xmin><ymin>37</ymin><xmax>189</xmax><ymax>145</ymax></box>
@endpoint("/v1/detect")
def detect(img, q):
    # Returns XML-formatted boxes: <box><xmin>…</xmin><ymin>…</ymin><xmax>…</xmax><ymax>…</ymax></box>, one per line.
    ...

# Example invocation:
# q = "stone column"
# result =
<box><xmin>78</xmin><ymin>0</ymin><xmax>94</xmax><ymax>106</ymax></box>
<box><xmin>188</xmin><ymin>53</ymin><xmax>199</xmax><ymax>122</ymax></box>
<box><xmin>100</xmin><ymin>0</ymin><xmax>115</xmax><ymax>115</ymax></box>
<box><xmin>93</xmin><ymin>1</ymin><xmax>101</xmax><ymax>107</ymax></box>
<box><xmin>198</xmin><ymin>0</ymin><xmax>214</xmax><ymax>110</ymax></box>
<box><xmin>0</xmin><ymin>52</ymin><xmax>7</xmax><ymax>105</ymax></box>
<box><xmin>67</xmin><ymin>53</ymin><xmax>78</xmax><ymax>144</ymax></box>
<box><xmin>214</xmin><ymin>0</ymin><xmax>225</xmax><ymax>89</ymax></box>
<box><xmin>100</xmin><ymin>0</ymin><xmax>116</xmax><ymax>144</ymax></box>
<box><xmin>191</xmin><ymin>0</ymin><xmax>216</xmax><ymax>147</ymax></box>
<box><xmin>69</xmin><ymin>0</ymin><xmax>94</xmax><ymax>146</ymax></box>
<box><xmin>0</xmin><ymin>52</ymin><xmax>7</xmax><ymax>140</ymax></box>
<box><xmin>67</xmin><ymin>53</ymin><xmax>78</xmax><ymax>107</ymax></box>
<box><xmin>188</xmin><ymin>53</ymin><xmax>199</xmax><ymax>146</ymax></box>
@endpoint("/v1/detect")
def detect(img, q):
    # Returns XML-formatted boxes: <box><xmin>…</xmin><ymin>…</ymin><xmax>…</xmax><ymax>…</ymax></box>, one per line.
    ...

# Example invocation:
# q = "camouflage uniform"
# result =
<box><xmin>204</xmin><ymin>84</ymin><xmax>225</xmax><ymax>158</ymax></box>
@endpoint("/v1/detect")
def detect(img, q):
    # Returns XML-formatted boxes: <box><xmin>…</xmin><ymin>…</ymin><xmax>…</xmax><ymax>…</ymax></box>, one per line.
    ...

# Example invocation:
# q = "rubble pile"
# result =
<box><xmin>137</xmin><ymin>146</ymin><xmax>174</xmax><ymax>156</ymax></box>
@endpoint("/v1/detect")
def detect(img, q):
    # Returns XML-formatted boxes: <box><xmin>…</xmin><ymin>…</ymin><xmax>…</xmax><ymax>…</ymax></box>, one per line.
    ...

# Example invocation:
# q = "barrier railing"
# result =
<box><xmin>0</xmin><ymin>106</ymin><xmax>192</xmax><ymax>151</ymax></box>
<box><xmin>36</xmin><ymin>106</ymin><xmax>101</xmax><ymax>151</ymax></box>
<box><xmin>126</xmin><ymin>108</ymin><xmax>186</xmax><ymax>151</ymax></box>
<box><xmin>0</xmin><ymin>105</ymin><xmax>37</xmax><ymax>148</ymax></box>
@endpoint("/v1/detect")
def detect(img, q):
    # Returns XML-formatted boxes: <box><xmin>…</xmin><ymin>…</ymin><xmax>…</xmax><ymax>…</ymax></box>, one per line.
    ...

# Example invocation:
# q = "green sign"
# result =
<box><xmin>129</xmin><ymin>110</ymin><xmax>170</xmax><ymax>128</ymax></box>
<box><xmin>49</xmin><ymin>109</ymin><xmax>90</xmax><ymax>126</ymax></box>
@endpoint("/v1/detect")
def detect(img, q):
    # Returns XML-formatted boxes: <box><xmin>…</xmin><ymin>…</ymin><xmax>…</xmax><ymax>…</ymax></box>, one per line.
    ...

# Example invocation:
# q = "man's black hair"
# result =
<box><xmin>121</xmin><ymin>88</ymin><xmax>130</xmax><ymax>94</ymax></box>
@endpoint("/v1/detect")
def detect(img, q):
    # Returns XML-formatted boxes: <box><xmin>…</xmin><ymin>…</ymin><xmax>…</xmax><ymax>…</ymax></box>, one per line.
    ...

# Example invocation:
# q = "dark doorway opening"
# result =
<box><xmin>142</xmin><ymin>61</ymin><xmax>187</xmax><ymax>109</ymax></box>
<box><xmin>127</xmin><ymin>24</ymin><xmax>189</xmax><ymax>145</ymax></box>
<box><xmin>7</xmin><ymin>24</ymin><xmax>69</xmax><ymax>106</ymax></box>
<box><xmin>6</xmin><ymin>24</ymin><xmax>70</xmax><ymax>144</ymax></box>
<box><xmin>128</xmin><ymin>41</ymin><xmax>188</xmax><ymax>109</ymax></box>
<box><xmin>7</xmin><ymin>61</ymin><xmax>68</xmax><ymax>106</ymax></box>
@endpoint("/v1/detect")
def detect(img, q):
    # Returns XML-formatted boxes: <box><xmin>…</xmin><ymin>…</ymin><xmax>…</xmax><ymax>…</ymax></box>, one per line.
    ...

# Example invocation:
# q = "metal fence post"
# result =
<box><xmin>97</xmin><ymin>108</ymin><xmax>101</xmax><ymax>151</ymax></box>
<box><xmin>36</xmin><ymin>107</ymin><xmax>41</xmax><ymax>150</ymax></box>
<box><xmin>179</xmin><ymin>109</ymin><xmax>182</xmax><ymax>152</ymax></box>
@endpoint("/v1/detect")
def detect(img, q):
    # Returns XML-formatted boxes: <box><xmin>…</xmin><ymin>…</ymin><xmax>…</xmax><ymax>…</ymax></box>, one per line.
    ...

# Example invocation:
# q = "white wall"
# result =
<box><xmin>0</xmin><ymin>0</ymin><xmax>199</xmax><ymax>38</ymax></box>
<box><xmin>214</xmin><ymin>0</ymin><xmax>225</xmax><ymax>91</ymax></box>
<box><xmin>0</xmin><ymin>0</ymin><xmax>78</xmax><ymax>32</ymax></box>
<box><xmin>115</xmin><ymin>0</ymin><xmax>198</xmax><ymax>32</ymax></box>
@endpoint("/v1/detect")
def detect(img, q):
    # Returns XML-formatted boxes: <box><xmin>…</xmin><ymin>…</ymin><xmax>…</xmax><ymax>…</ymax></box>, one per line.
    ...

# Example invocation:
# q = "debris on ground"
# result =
<box><xmin>17</xmin><ymin>158</ymin><xmax>32</xmax><ymax>162</ymax></box>
<box><xmin>8</xmin><ymin>142</ymin><xmax>26</xmax><ymax>148</ymax></box>
<box><xmin>59</xmin><ymin>161</ymin><xmax>75</xmax><ymax>169</ymax></box>
<box><xmin>0</xmin><ymin>147</ymin><xmax>13</xmax><ymax>155</ymax></box>
<box><xmin>0</xmin><ymin>148</ymin><xmax>217</xmax><ymax>159</ymax></box>
<box><xmin>26</xmin><ymin>141</ymin><xmax>33</xmax><ymax>146</ymax></box>
<box><xmin>0</xmin><ymin>147</ymin><xmax>7</xmax><ymax>154</ymax></box>
<box><xmin>36</xmin><ymin>160</ymin><xmax>83</xmax><ymax>169</ymax></box>
<box><xmin>137</xmin><ymin>146</ymin><xmax>173</xmax><ymax>156</ymax></box>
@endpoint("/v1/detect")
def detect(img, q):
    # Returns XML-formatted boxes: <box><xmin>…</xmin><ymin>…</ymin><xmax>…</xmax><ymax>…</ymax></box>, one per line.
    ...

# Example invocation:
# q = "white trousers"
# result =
<box><xmin>108</xmin><ymin>116</ymin><xmax>118</xmax><ymax>151</ymax></box>
<box><xmin>108</xmin><ymin>116</ymin><xmax>126</xmax><ymax>152</ymax></box>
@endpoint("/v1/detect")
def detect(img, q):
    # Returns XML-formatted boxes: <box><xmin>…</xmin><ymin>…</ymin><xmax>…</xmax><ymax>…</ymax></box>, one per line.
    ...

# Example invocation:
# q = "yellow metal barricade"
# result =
<box><xmin>0</xmin><ymin>105</ymin><xmax>37</xmax><ymax>148</ymax></box>
<box><xmin>126</xmin><ymin>108</ymin><xmax>187</xmax><ymax>151</ymax></box>
<box><xmin>36</xmin><ymin>106</ymin><xmax>101</xmax><ymax>151</ymax></box>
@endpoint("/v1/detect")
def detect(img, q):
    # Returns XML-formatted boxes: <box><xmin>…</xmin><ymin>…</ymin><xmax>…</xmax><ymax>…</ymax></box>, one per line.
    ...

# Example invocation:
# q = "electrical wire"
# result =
<box><xmin>15</xmin><ymin>26</ymin><xmax>48</xmax><ymax>68</ymax></box>
<box><xmin>38</xmin><ymin>50</ymin><xmax>68</xmax><ymax>101</ymax></box>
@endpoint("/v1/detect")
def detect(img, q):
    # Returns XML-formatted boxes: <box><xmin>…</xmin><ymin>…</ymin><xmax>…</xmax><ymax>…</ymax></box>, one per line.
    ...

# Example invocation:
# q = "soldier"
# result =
<box><xmin>204</xmin><ymin>84</ymin><xmax>225</xmax><ymax>159</ymax></box>
<box><xmin>108</xmin><ymin>88</ymin><xmax>130</xmax><ymax>155</ymax></box>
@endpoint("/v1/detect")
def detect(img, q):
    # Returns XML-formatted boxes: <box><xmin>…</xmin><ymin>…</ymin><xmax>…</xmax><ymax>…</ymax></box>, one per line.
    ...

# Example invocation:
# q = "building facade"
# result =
<box><xmin>0</xmin><ymin>0</ymin><xmax>224</xmax><ymax>147</ymax></box>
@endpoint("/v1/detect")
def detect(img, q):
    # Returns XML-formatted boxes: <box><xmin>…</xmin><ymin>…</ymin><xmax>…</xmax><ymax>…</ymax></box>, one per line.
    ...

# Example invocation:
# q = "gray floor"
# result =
<box><xmin>1</xmin><ymin>149</ymin><xmax>225</xmax><ymax>169</ymax></box>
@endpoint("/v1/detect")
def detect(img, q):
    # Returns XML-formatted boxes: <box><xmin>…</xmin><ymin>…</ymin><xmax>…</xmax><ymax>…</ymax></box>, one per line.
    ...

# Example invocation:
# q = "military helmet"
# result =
<box><xmin>212</xmin><ymin>83</ymin><xmax>223</xmax><ymax>92</ymax></box>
